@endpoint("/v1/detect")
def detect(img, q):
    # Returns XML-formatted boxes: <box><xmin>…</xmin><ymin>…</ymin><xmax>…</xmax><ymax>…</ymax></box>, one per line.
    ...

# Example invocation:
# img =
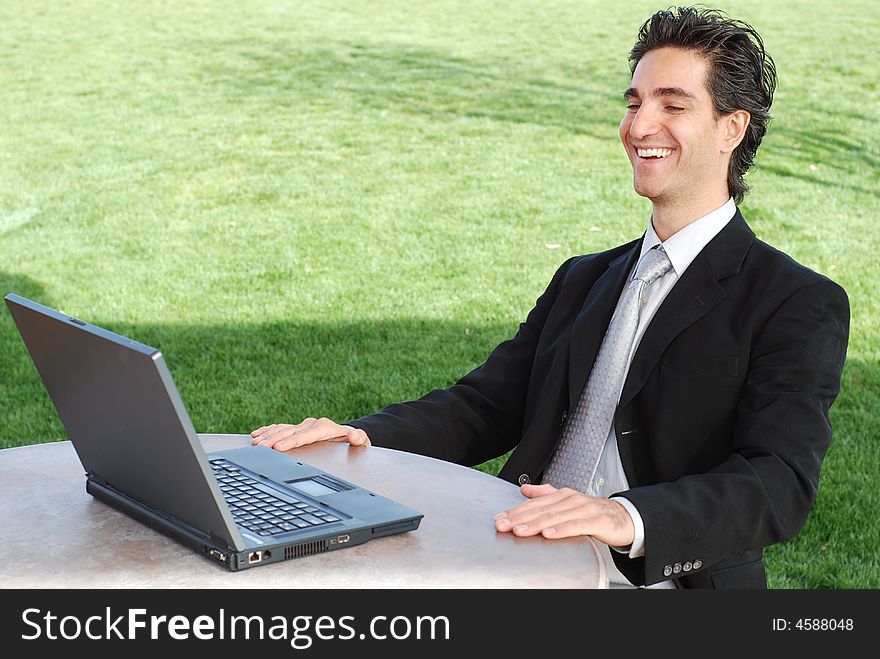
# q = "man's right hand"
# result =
<box><xmin>250</xmin><ymin>418</ymin><xmax>371</xmax><ymax>452</ymax></box>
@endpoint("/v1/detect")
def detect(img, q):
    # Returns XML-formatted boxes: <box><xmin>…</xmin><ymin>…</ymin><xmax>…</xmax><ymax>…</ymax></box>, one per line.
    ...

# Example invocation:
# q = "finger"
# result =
<box><xmin>501</xmin><ymin>499</ymin><xmax>607</xmax><ymax>537</ymax></box>
<box><xmin>343</xmin><ymin>427</ymin><xmax>371</xmax><ymax>446</ymax></box>
<box><xmin>269</xmin><ymin>427</ymin><xmax>330</xmax><ymax>451</ymax></box>
<box><xmin>495</xmin><ymin>491</ymin><xmax>594</xmax><ymax>532</ymax></box>
<box><xmin>252</xmin><ymin>418</ymin><xmax>316</xmax><ymax>444</ymax></box>
<box><xmin>497</xmin><ymin>513</ymin><xmax>563</xmax><ymax>537</ymax></box>
<box><xmin>254</xmin><ymin>426</ymin><xmax>302</xmax><ymax>449</ymax></box>
<box><xmin>251</xmin><ymin>424</ymin><xmax>280</xmax><ymax>442</ymax></box>
<box><xmin>496</xmin><ymin>486</ymin><xmax>581</xmax><ymax>520</ymax></box>
<box><xmin>252</xmin><ymin>424</ymin><xmax>298</xmax><ymax>445</ymax></box>
<box><xmin>515</xmin><ymin>506</ymin><xmax>588</xmax><ymax>535</ymax></box>
<box><xmin>251</xmin><ymin>419</ymin><xmax>370</xmax><ymax>452</ymax></box>
<box><xmin>329</xmin><ymin>428</ymin><xmax>369</xmax><ymax>445</ymax></box>
<box><xmin>495</xmin><ymin>502</ymin><xmax>585</xmax><ymax>535</ymax></box>
<box><xmin>540</xmin><ymin>519</ymin><xmax>593</xmax><ymax>539</ymax></box>
<box><xmin>270</xmin><ymin>418</ymin><xmax>351</xmax><ymax>451</ymax></box>
<box><xmin>521</xmin><ymin>483</ymin><xmax>557</xmax><ymax>498</ymax></box>
<box><xmin>493</xmin><ymin>484</ymin><xmax>561</xmax><ymax>524</ymax></box>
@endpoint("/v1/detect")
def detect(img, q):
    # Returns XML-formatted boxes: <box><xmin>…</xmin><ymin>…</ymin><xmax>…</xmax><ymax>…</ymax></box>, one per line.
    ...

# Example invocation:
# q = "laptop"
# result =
<box><xmin>5</xmin><ymin>293</ymin><xmax>423</xmax><ymax>571</ymax></box>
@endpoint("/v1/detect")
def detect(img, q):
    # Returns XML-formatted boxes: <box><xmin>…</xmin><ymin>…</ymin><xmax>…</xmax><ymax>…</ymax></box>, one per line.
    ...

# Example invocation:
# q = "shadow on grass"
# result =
<box><xmin>1</xmin><ymin>273</ymin><xmax>517</xmax><ymax>463</ymax></box>
<box><xmin>759</xmin><ymin>122</ymin><xmax>877</xmax><ymax>196</ymax></box>
<box><xmin>201</xmin><ymin>37</ymin><xmax>878</xmax><ymax>200</ymax></box>
<box><xmin>202</xmin><ymin>38</ymin><xmax>623</xmax><ymax>141</ymax></box>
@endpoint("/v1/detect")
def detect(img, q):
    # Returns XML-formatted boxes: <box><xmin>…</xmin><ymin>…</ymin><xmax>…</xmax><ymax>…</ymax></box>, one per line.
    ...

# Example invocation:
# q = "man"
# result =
<box><xmin>251</xmin><ymin>8</ymin><xmax>849</xmax><ymax>588</ymax></box>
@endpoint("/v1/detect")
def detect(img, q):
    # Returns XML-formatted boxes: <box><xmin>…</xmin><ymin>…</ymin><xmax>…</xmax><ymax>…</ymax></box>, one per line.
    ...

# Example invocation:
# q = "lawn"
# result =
<box><xmin>1</xmin><ymin>0</ymin><xmax>877</xmax><ymax>588</ymax></box>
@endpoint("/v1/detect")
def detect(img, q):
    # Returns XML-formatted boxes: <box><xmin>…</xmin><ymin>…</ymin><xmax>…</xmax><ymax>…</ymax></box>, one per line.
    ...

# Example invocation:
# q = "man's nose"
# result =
<box><xmin>627</xmin><ymin>106</ymin><xmax>660</xmax><ymax>140</ymax></box>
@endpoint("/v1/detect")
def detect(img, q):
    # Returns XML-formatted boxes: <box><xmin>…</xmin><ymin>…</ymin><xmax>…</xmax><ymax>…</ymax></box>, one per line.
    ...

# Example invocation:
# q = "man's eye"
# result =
<box><xmin>666</xmin><ymin>106</ymin><xmax>684</xmax><ymax>112</ymax></box>
<box><xmin>627</xmin><ymin>104</ymin><xmax>640</xmax><ymax>111</ymax></box>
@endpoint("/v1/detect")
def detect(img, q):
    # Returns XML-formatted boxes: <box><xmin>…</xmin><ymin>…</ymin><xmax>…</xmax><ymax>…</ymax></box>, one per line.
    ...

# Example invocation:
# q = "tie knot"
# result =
<box><xmin>634</xmin><ymin>246</ymin><xmax>671</xmax><ymax>285</ymax></box>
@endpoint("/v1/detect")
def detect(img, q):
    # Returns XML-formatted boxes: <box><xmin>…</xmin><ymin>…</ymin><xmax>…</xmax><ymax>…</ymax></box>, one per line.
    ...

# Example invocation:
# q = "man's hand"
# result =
<box><xmin>250</xmin><ymin>418</ymin><xmax>371</xmax><ymax>451</ymax></box>
<box><xmin>494</xmin><ymin>483</ymin><xmax>635</xmax><ymax>548</ymax></box>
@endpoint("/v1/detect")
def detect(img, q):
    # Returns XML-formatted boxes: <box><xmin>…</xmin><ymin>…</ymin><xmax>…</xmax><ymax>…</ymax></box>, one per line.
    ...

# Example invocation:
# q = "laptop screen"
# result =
<box><xmin>5</xmin><ymin>294</ymin><xmax>244</xmax><ymax>551</ymax></box>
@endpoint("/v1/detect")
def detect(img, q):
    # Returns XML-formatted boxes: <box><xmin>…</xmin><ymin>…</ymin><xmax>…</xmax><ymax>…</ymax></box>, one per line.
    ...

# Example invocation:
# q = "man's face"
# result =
<box><xmin>619</xmin><ymin>47</ymin><xmax>730</xmax><ymax>207</ymax></box>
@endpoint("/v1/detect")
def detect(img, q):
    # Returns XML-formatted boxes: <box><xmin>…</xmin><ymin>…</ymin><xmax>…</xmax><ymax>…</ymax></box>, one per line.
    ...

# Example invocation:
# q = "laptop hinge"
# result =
<box><xmin>210</xmin><ymin>532</ymin><xmax>234</xmax><ymax>552</ymax></box>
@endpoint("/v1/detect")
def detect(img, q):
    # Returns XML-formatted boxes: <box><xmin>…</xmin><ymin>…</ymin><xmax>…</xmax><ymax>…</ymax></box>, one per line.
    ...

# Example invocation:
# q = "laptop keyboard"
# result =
<box><xmin>209</xmin><ymin>459</ymin><xmax>341</xmax><ymax>537</ymax></box>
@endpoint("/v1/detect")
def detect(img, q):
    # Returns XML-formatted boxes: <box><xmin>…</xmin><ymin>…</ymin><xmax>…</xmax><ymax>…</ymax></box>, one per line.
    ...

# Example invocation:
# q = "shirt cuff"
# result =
<box><xmin>609</xmin><ymin>496</ymin><xmax>646</xmax><ymax>559</ymax></box>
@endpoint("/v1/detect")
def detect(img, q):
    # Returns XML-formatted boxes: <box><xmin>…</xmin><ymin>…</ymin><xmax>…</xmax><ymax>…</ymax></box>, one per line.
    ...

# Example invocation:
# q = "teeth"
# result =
<box><xmin>637</xmin><ymin>148</ymin><xmax>673</xmax><ymax>158</ymax></box>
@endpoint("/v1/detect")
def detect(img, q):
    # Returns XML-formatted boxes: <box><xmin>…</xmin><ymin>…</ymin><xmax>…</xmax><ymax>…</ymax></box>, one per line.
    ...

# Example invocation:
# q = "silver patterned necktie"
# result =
<box><xmin>543</xmin><ymin>245</ymin><xmax>672</xmax><ymax>492</ymax></box>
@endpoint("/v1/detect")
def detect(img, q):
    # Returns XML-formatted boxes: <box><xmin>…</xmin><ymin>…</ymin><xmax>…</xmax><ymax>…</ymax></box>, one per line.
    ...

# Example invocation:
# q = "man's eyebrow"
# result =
<box><xmin>623</xmin><ymin>86</ymin><xmax>699</xmax><ymax>101</ymax></box>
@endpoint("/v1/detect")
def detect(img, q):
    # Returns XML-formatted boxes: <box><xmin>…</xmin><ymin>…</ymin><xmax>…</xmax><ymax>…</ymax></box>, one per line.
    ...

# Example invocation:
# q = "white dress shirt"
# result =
<box><xmin>590</xmin><ymin>197</ymin><xmax>737</xmax><ymax>587</ymax></box>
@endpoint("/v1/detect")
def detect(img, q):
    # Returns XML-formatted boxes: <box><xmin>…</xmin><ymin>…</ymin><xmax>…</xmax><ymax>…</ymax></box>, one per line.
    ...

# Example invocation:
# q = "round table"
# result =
<box><xmin>0</xmin><ymin>435</ymin><xmax>608</xmax><ymax>588</ymax></box>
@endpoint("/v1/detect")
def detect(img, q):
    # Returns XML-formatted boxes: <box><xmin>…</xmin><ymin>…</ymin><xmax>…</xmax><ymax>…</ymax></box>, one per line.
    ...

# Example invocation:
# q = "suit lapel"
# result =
<box><xmin>567</xmin><ymin>243</ymin><xmax>641</xmax><ymax>411</ymax></box>
<box><xmin>618</xmin><ymin>210</ymin><xmax>755</xmax><ymax>409</ymax></box>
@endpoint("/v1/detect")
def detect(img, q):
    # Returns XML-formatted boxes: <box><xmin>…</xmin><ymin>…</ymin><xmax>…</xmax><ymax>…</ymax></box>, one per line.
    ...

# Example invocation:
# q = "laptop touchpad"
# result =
<box><xmin>287</xmin><ymin>478</ymin><xmax>337</xmax><ymax>498</ymax></box>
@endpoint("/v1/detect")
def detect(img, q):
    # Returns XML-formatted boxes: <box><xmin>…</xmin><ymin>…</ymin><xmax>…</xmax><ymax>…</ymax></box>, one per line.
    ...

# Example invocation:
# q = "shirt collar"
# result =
<box><xmin>638</xmin><ymin>197</ymin><xmax>736</xmax><ymax>277</ymax></box>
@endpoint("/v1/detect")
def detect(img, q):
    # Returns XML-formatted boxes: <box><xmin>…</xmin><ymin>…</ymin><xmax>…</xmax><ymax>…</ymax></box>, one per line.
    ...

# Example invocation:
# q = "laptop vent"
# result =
<box><xmin>285</xmin><ymin>539</ymin><xmax>329</xmax><ymax>561</ymax></box>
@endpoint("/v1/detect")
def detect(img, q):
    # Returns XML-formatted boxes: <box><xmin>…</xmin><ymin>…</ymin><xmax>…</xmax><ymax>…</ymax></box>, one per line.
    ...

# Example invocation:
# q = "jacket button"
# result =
<box><xmin>517</xmin><ymin>474</ymin><xmax>531</xmax><ymax>485</ymax></box>
<box><xmin>663</xmin><ymin>565</ymin><xmax>673</xmax><ymax>577</ymax></box>
<box><xmin>683</xmin><ymin>561</ymin><xmax>693</xmax><ymax>572</ymax></box>
<box><xmin>560</xmin><ymin>410</ymin><xmax>568</xmax><ymax>425</ymax></box>
<box><xmin>693</xmin><ymin>559</ymin><xmax>702</xmax><ymax>570</ymax></box>
<box><xmin>673</xmin><ymin>563</ymin><xmax>682</xmax><ymax>574</ymax></box>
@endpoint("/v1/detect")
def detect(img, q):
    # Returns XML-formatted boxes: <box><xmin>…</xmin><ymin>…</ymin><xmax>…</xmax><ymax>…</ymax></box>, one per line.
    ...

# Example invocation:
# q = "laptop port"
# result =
<box><xmin>208</xmin><ymin>549</ymin><xmax>227</xmax><ymax>563</ymax></box>
<box><xmin>248</xmin><ymin>550</ymin><xmax>272</xmax><ymax>564</ymax></box>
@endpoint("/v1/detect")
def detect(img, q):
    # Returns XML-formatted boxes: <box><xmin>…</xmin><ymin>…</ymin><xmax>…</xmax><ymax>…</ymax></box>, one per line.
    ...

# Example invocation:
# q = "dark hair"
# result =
<box><xmin>629</xmin><ymin>7</ymin><xmax>777</xmax><ymax>203</ymax></box>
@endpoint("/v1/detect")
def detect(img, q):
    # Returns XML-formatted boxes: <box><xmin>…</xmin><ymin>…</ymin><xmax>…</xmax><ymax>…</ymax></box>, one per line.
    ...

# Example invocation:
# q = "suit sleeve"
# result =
<box><xmin>612</xmin><ymin>279</ymin><xmax>850</xmax><ymax>586</ymax></box>
<box><xmin>347</xmin><ymin>257</ymin><xmax>575</xmax><ymax>467</ymax></box>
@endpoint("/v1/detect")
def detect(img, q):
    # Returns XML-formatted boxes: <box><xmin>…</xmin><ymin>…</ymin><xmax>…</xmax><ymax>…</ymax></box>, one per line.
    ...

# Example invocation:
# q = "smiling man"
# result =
<box><xmin>622</xmin><ymin>46</ymin><xmax>750</xmax><ymax>240</ymax></box>
<box><xmin>251</xmin><ymin>8</ymin><xmax>850</xmax><ymax>588</ymax></box>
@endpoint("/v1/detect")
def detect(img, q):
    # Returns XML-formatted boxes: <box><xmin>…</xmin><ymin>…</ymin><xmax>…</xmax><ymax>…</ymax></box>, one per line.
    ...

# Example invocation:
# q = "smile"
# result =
<box><xmin>636</xmin><ymin>147</ymin><xmax>674</xmax><ymax>159</ymax></box>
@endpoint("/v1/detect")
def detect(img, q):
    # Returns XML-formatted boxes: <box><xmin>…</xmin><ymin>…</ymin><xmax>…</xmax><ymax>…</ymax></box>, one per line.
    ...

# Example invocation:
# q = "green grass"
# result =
<box><xmin>1</xmin><ymin>0</ymin><xmax>877</xmax><ymax>588</ymax></box>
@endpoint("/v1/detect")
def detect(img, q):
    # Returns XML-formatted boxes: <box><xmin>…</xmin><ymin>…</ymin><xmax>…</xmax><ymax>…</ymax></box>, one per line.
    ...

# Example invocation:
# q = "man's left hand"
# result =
<box><xmin>494</xmin><ymin>483</ymin><xmax>635</xmax><ymax>548</ymax></box>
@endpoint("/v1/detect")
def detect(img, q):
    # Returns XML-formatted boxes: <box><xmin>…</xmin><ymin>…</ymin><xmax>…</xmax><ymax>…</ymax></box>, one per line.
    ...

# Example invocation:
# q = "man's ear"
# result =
<box><xmin>720</xmin><ymin>110</ymin><xmax>751</xmax><ymax>153</ymax></box>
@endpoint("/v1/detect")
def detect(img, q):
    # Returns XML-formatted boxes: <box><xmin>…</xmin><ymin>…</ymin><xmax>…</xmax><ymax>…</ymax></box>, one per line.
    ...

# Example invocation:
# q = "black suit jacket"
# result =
<box><xmin>349</xmin><ymin>210</ymin><xmax>850</xmax><ymax>588</ymax></box>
